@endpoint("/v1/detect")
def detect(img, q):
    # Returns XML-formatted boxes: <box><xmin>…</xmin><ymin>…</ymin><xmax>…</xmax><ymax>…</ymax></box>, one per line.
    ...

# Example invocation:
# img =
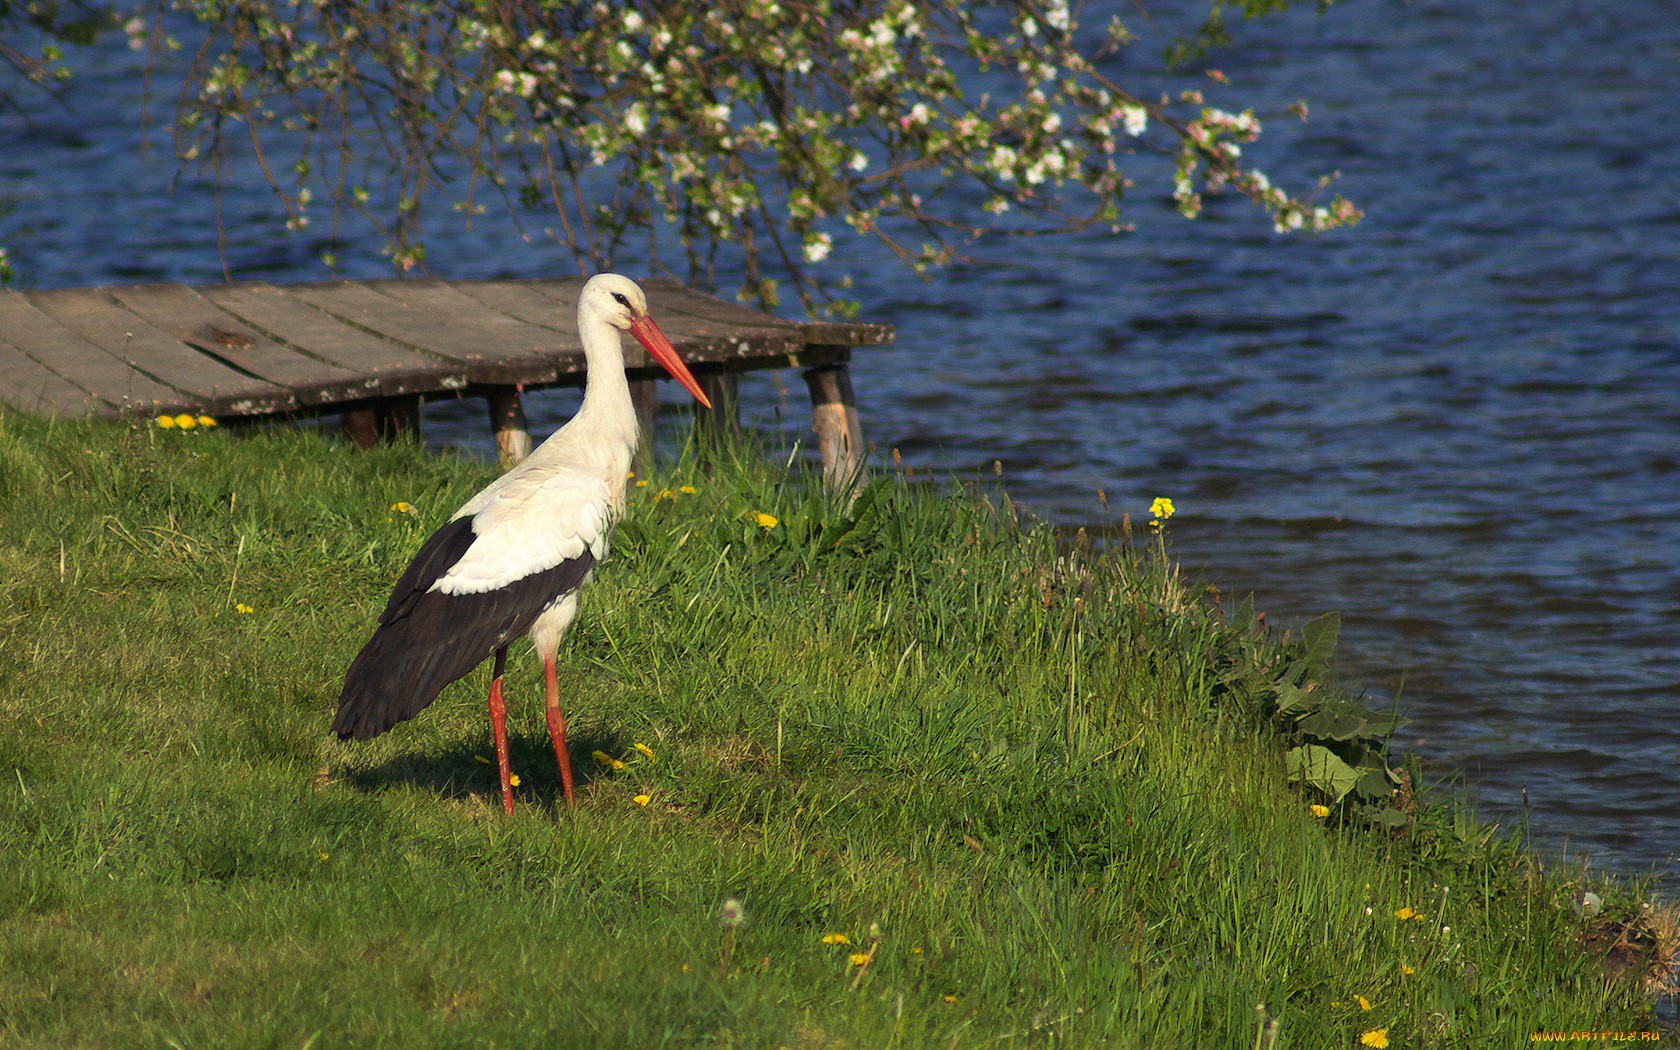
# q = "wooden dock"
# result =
<box><xmin>0</xmin><ymin>276</ymin><xmax>891</xmax><ymax>481</ymax></box>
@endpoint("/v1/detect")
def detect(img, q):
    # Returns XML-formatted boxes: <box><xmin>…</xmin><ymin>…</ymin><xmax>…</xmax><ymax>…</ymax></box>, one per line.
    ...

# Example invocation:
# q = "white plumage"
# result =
<box><xmin>333</xmin><ymin>273</ymin><xmax>711</xmax><ymax>813</ymax></box>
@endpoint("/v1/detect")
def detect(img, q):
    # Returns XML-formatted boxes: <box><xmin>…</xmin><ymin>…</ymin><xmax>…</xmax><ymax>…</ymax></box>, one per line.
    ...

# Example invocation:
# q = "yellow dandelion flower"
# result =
<box><xmin>680</xmin><ymin>485</ymin><xmax>696</xmax><ymax>494</ymax></box>
<box><xmin>633</xmin><ymin>794</ymin><xmax>651</xmax><ymax>806</ymax></box>
<box><xmin>197</xmin><ymin>415</ymin><xmax>217</xmax><ymax>428</ymax></box>
<box><xmin>1359</xmin><ymin>1029</ymin><xmax>1388</xmax><ymax>1049</ymax></box>
<box><xmin>1394</xmin><ymin>907</ymin><xmax>1420</xmax><ymax>920</ymax></box>
<box><xmin>754</xmin><ymin>511</ymin><xmax>778</xmax><ymax>529</ymax></box>
<box><xmin>1309</xmin><ymin>804</ymin><xmax>1330</xmax><ymax>818</ymax></box>
<box><xmin>635</xmin><ymin>479</ymin><xmax>649</xmax><ymax>487</ymax></box>
<box><xmin>509</xmin><ymin>774</ymin><xmax>521</xmax><ymax>787</ymax></box>
<box><xmin>1355</xmin><ymin>995</ymin><xmax>1371</xmax><ymax>1011</ymax></box>
<box><xmin>656</xmin><ymin>489</ymin><xmax>676</xmax><ymax>500</ymax></box>
<box><xmin>942</xmin><ymin>994</ymin><xmax>959</xmax><ymax>1004</ymax></box>
<box><xmin>391</xmin><ymin>501</ymin><xmax>416</xmax><ymax>515</ymax></box>
<box><xmin>1400</xmin><ymin>962</ymin><xmax>1415</xmax><ymax>975</ymax></box>
<box><xmin>155</xmin><ymin>414</ymin><xmax>175</xmax><ymax>428</ymax></box>
<box><xmin>1149</xmin><ymin>496</ymin><xmax>1175</xmax><ymax>520</ymax></box>
<box><xmin>592</xmin><ymin>750</ymin><xmax>612</xmax><ymax>765</ymax></box>
<box><xmin>634</xmin><ymin>742</ymin><xmax>655</xmax><ymax>760</ymax></box>
<box><xmin>848</xmin><ymin>953</ymin><xmax>869</xmax><ymax>966</ymax></box>
<box><xmin>174</xmin><ymin>413</ymin><xmax>197</xmax><ymax>429</ymax></box>
<box><xmin>611</xmin><ymin>759</ymin><xmax>626</xmax><ymax>771</ymax></box>
<box><xmin>235</xmin><ymin>603</ymin><xmax>254</xmax><ymax>614</ymax></box>
<box><xmin>821</xmin><ymin>933</ymin><xmax>851</xmax><ymax>945</ymax></box>
<box><xmin>316</xmin><ymin>850</ymin><xmax>329</xmax><ymax>861</ymax></box>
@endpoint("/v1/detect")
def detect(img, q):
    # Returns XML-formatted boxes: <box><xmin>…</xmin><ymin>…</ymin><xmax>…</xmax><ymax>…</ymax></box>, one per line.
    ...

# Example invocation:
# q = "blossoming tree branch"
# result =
<box><xmin>157</xmin><ymin>0</ymin><xmax>1359</xmax><ymax>312</ymax></box>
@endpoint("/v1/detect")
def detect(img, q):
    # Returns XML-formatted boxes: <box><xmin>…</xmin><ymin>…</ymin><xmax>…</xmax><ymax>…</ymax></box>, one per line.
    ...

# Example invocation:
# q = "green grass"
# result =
<box><xmin>0</xmin><ymin>411</ymin><xmax>1668</xmax><ymax>1047</ymax></box>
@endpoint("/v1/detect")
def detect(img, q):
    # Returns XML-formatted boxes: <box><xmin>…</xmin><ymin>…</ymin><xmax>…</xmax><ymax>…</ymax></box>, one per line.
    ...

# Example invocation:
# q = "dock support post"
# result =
<box><xmin>803</xmin><ymin>356</ymin><xmax>865</xmax><ymax>502</ymax></box>
<box><xmin>486</xmin><ymin>387</ymin><xmax>532</xmax><ymax>467</ymax></box>
<box><xmin>341</xmin><ymin>406</ymin><xmax>379</xmax><ymax>450</ymax></box>
<box><xmin>629</xmin><ymin>379</ymin><xmax>659</xmax><ymax>476</ymax></box>
<box><xmin>696</xmin><ymin>372</ymin><xmax>740</xmax><ymax>445</ymax></box>
<box><xmin>345</xmin><ymin>396</ymin><xmax>422</xmax><ymax>448</ymax></box>
<box><xmin>377</xmin><ymin>395</ymin><xmax>423</xmax><ymax>444</ymax></box>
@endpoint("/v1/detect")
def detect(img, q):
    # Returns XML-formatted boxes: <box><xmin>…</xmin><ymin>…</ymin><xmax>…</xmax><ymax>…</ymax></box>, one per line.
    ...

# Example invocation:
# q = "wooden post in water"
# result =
<box><xmin>629</xmin><ymin>378</ymin><xmax>659</xmax><ymax>476</ymax></box>
<box><xmin>376</xmin><ymin>394</ymin><xmax>423</xmax><ymax>444</ymax></box>
<box><xmin>486</xmin><ymin>387</ymin><xmax>532</xmax><ymax>467</ymax></box>
<box><xmin>344</xmin><ymin>395</ymin><xmax>422</xmax><ymax>448</ymax></box>
<box><xmin>804</xmin><ymin>354</ymin><xmax>865</xmax><ymax>500</ymax></box>
<box><xmin>696</xmin><ymin>371</ymin><xmax>740</xmax><ymax>444</ymax></box>
<box><xmin>342</xmin><ymin>406</ymin><xmax>379</xmax><ymax>450</ymax></box>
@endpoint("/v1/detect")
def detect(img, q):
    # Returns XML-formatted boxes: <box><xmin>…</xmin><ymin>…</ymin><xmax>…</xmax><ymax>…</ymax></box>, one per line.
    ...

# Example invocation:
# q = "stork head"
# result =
<box><xmin>581</xmin><ymin>273</ymin><xmax>711</xmax><ymax>408</ymax></box>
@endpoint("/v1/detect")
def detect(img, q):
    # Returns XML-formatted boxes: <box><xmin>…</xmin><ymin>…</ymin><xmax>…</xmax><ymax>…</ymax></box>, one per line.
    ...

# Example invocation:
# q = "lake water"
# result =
<box><xmin>3</xmin><ymin>0</ymin><xmax>1676</xmax><ymax>877</ymax></box>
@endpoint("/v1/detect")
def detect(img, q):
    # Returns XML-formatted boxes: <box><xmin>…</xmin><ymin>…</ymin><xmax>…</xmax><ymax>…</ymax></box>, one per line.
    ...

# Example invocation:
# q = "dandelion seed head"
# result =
<box><xmin>718</xmin><ymin>898</ymin><xmax>746</xmax><ymax>927</ymax></box>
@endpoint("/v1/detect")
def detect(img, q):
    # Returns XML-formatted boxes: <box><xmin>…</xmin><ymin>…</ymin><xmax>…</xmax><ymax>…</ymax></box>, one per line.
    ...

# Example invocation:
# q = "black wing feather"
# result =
<box><xmin>332</xmin><ymin>516</ymin><xmax>595</xmax><ymax>741</ymax></box>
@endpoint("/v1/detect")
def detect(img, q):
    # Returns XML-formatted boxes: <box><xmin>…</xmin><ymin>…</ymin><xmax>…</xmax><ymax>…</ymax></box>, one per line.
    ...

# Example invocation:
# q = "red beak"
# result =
<box><xmin>630</xmin><ymin>316</ymin><xmax>712</xmax><ymax>409</ymax></box>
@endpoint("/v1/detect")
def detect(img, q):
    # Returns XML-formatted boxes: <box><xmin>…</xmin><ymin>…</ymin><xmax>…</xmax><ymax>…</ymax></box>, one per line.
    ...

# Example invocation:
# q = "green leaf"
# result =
<box><xmin>1298</xmin><ymin>708</ymin><xmax>1373</xmax><ymax>743</ymax></box>
<box><xmin>1228</xmin><ymin>594</ymin><xmax>1256</xmax><ymax>634</ymax></box>
<box><xmin>1274</xmin><ymin>683</ymin><xmax>1314</xmax><ymax>717</ymax></box>
<box><xmin>1370</xmin><ymin>808</ymin><xmax>1411</xmax><ymax>829</ymax></box>
<box><xmin>1299</xmin><ymin>612</ymin><xmax>1340</xmax><ymax>669</ymax></box>
<box><xmin>1355</xmin><ymin>767</ymin><xmax>1396</xmax><ymax>799</ymax></box>
<box><xmin>1285</xmin><ymin>745</ymin><xmax>1360</xmax><ymax>803</ymax></box>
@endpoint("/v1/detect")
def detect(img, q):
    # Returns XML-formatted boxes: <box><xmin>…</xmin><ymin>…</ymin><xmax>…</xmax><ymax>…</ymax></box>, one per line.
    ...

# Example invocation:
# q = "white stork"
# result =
<box><xmin>332</xmin><ymin>273</ymin><xmax>711</xmax><ymax>813</ymax></box>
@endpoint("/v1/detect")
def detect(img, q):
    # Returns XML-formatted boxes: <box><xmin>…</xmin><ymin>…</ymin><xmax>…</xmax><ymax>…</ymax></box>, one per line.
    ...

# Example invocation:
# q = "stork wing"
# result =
<box><xmin>430</xmin><ymin>464</ymin><xmax>617</xmax><ymax>597</ymax></box>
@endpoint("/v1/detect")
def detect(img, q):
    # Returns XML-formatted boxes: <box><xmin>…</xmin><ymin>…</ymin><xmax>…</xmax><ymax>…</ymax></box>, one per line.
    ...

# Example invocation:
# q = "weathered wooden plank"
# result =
<box><xmin>359</xmin><ymin>278</ymin><xmax>568</xmax><ymax>386</ymax></box>
<box><xmin>520</xmin><ymin>278</ymin><xmax>807</xmax><ymax>363</ymax></box>
<box><xmin>200</xmin><ymin>282</ymin><xmax>462</xmax><ymax>397</ymax></box>
<box><xmin>289</xmin><ymin>281</ymin><xmax>558</xmax><ymax>386</ymax></box>
<box><xmin>642</xmin><ymin>276</ymin><xmax>894</xmax><ymax>348</ymax></box>
<box><xmin>444</xmin><ymin>279</ymin><xmax>586</xmax><ymax>352</ymax></box>
<box><xmin>107</xmin><ymin>284</ymin><xmax>368</xmax><ymax>407</ymax></box>
<box><xmin>0</xmin><ymin>337</ymin><xmax>110</xmax><ymax>418</ymax></box>
<box><xmin>24</xmin><ymin>288</ymin><xmax>295</xmax><ymax>415</ymax></box>
<box><xmin>0</xmin><ymin>290</ymin><xmax>191</xmax><ymax>414</ymax></box>
<box><xmin>640</xmin><ymin>277</ymin><xmax>800</xmax><ymax>332</ymax></box>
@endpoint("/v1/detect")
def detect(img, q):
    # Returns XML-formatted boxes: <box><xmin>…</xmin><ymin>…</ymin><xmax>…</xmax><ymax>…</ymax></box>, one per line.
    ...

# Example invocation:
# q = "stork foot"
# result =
<box><xmin>488</xmin><ymin>648</ymin><xmax>515</xmax><ymax>815</ymax></box>
<box><xmin>543</xmin><ymin>655</ymin><xmax>575</xmax><ymax>809</ymax></box>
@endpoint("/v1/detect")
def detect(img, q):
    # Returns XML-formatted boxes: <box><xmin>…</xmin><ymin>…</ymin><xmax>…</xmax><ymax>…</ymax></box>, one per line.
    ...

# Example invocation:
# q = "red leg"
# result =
<box><xmin>543</xmin><ymin>655</ymin><xmax>575</xmax><ymax>808</ymax></box>
<box><xmin>487</xmin><ymin>647</ymin><xmax>515</xmax><ymax>815</ymax></box>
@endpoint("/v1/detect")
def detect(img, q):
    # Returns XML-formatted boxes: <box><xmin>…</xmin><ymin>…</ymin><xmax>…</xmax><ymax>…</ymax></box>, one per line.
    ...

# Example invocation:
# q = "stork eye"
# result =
<box><xmin>611</xmin><ymin>292</ymin><xmax>631</xmax><ymax>307</ymax></box>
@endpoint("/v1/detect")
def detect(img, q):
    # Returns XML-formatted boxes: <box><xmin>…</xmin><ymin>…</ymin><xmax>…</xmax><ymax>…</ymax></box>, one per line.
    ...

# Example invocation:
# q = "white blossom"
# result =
<box><xmin>803</xmin><ymin>231</ymin><xmax>833</xmax><ymax>262</ymax></box>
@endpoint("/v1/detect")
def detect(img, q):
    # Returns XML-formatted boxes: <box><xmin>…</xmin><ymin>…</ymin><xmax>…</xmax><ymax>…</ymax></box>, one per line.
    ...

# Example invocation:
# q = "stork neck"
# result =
<box><xmin>573</xmin><ymin>306</ymin><xmax>639</xmax><ymax>445</ymax></box>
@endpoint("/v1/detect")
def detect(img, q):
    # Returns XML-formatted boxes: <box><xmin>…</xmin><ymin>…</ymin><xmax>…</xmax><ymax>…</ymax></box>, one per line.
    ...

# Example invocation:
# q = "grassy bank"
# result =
<box><xmin>0</xmin><ymin>411</ymin><xmax>1669</xmax><ymax>1047</ymax></box>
